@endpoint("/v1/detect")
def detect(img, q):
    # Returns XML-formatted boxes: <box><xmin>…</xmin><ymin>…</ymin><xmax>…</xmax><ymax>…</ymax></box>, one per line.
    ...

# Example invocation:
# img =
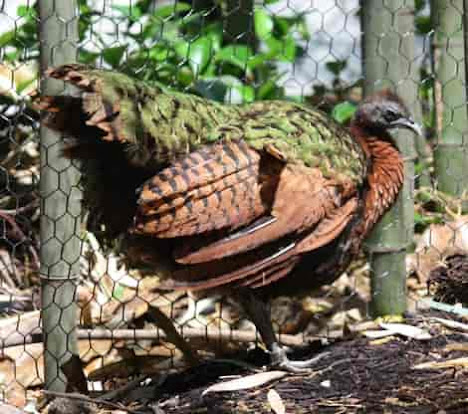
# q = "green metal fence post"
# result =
<box><xmin>38</xmin><ymin>0</ymin><xmax>82</xmax><ymax>392</ymax></box>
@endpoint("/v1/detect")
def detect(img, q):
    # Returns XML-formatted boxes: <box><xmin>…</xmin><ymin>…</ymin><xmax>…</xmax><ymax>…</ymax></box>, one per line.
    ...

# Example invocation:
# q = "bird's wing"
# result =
<box><xmin>166</xmin><ymin>197</ymin><xmax>358</xmax><ymax>291</ymax></box>
<box><xmin>175</xmin><ymin>160</ymin><xmax>352</xmax><ymax>264</ymax></box>
<box><xmin>133</xmin><ymin>139</ymin><xmax>273</xmax><ymax>237</ymax></box>
<box><xmin>134</xmin><ymin>139</ymin><xmax>359</xmax><ymax>290</ymax></box>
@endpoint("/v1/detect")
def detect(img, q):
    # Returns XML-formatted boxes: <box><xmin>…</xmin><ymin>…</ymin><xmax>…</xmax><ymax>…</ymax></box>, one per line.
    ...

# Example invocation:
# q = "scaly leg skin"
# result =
<box><xmin>269</xmin><ymin>342</ymin><xmax>326</xmax><ymax>373</ymax></box>
<box><xmin>236</xmin><ymin>290</ymin><xmax>325</xmax><ymax>373</ymax></box>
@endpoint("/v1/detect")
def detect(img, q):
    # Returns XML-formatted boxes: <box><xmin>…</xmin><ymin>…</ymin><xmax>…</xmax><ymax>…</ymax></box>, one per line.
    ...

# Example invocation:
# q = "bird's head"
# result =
<box><xmin>352</xmin><ymin>90</ymin><xmax>422</xmax><ymax>136</ymax></box>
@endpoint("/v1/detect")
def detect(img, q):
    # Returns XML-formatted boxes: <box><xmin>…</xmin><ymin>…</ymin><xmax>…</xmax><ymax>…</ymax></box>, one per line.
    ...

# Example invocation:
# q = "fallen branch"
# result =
<box><xmin>431</xmin><ymin>317</ymin><xmax>468</xmax><ymax>333</ymax></box>
<box><xmin>413</xmin><ymin>357</ymin><xmax>468</xmax><ymax>370</ymax></box>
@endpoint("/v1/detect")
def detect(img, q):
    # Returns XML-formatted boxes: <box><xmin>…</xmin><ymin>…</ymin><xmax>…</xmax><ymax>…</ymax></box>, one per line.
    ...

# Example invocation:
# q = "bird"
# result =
<box><xmin>36</xmin><ymin>64</ymin><xmax>420</xmax><ymax>372</ymax></box>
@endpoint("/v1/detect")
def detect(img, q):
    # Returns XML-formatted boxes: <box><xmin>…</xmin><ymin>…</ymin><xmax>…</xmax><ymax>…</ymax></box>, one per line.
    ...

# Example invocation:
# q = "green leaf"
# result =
<box><xmin>415</xmin><ymin>16</ymin><xmax>432</xmax><ymax>35</ymax></box>
<box><xmin>0</xmin><ymin>30</ymin><xmax>15</xmax><ymax>48</ymax></box>
<box><xmin>257</xmin><ymin>79</ymin><xmax>277</xmax><ymax>99</ymax></box>
<box><xmin>204</xmin><ymin>24</ymin><xmax>223</xmax><ymax>52</ymax></box>
<box><xmin>297</xmin><ymin>19</ymin><xmax>311</xmax><ymax>41</ymax></box>
<box><xmin>254</xmin><ymin>9</ymin><xmax>274</xmax><ymax>40</ymax></box>
<box><xmin>135</xmin><ymin>0</ymin><xmax>154</xmax><ymax>13</ymax></box>
<box><xmin>175</xmin><ymin>36</ymin><xmax>213</xmax><ymax>74</ymax></box>
<box><xmin>176</xmin><ymin>66</ymin><xmax>194</xmax><ymax>86</ymax></box>
<box><xmin>280</xmin><ymin>35</ymin><xmax>296</xmax><ymax>61</ymax></box>
<box><xmin>203</xmin><ymin>61</ymin><xmax>217</xmax><ymax>77</ymax></box>
<box><xmin>414</xmin><ymin>161</ymin><xmax>427</xmax><ymax>176</ymax></box>
<box><xmin>154</xmin><ymin>2</ymin><xmax>191</xmax><ymax>18</ymax></box>
<box><xmin>326</xmin><ymin>60</ymin><xmax>347</xmax><ymax>76</ymax></box>
<box><xmin>5</xmin><ymin>50</ymin><xmax>20</xmax><ymax>62</ymax></box>
<box><xmin>16</xmin><ymin>76</ymin><xmax>37</xmax><ymax>94</ymax></box>
<box><xmin>149</xmin><ymin>45</ymin><xmax>172</xmax><ymax>62</ymax></box>
<box><xmin>111</xmin><ymin>5</ymin><xmax>142</xmax><ymax>21</ymax></box>
<box><xmin>79</xmin><ymin>49</ymin><xmax>100</xmax><ymax>65</ymax></box>
<box><xmin>273</xmin><ymin>16</ymin><xmax>293</xmax><ymax>36</ymax></box>
<box><xmin>102</xmin><ymin>45</ymin><xmax>127</xmax><ymax>67</ymax></box>
<box><xmin>415</xmin><ymin>0</ymin><xmax>427</xmax><ymax>13</ymax></box>
<box><xmin>414</xmin><ymin>212</ymin><xmax>443</xmax><ymax>233</ymax></box>
<box><xmin>265</xmin><ymin>36</ymin><xmax>296</xmax><ymax>62</ymax></box>
<box><xmin>140</xmin><ymin>19</ymin><xmax>165</xmax><ymax>41</ymax></box>
<box><xmin>216</xmin><ymin>45</ymin><xmax>253</xmax><ymax>70</ymax></box>
<box><xmin>332</xmin><ymin>102</ymin><xmax>357</xmax><ymax>124</ymax></box>
<box><xmin>245</xmin><ymin>53</ymin><xmax>269</xmax><ymax>70</ymax></box>
<box><xmin>112</xmin><ymin>283</ymin><xmax>124</xmax><ymax>300</ymax></box>
<box><xmin>17</xmin><ymin>5</ymin><xmax>30</xmax><ymax>17</ymax></box>
<box><xmin>206</xmin><ymin>76</ymin><xmax>254</xmax><ymax>104</ymax></box>
<box><xmin>234</xmin><ymin>84</ymin><xmax>255</xmax><ymax>103</ymax></box>
<box><xmin>194</xmin><ymin>78</ymin><xmax>228</xmax><ymax>102</ymax></box>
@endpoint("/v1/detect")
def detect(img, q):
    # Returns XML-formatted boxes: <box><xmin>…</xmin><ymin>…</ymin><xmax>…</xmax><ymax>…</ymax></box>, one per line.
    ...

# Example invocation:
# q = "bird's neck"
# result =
<box><xmin>349</xmin><ymin>124</ymin><xmax>404</xmax><ymax>242</ymax></box>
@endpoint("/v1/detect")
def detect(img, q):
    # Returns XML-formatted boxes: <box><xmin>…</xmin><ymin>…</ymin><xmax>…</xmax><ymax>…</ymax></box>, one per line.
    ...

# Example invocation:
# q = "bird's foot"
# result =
<box><xmin>269</xmin><ymin>343</ymin><xmax>326</xmax><ymax>374</ymax></box>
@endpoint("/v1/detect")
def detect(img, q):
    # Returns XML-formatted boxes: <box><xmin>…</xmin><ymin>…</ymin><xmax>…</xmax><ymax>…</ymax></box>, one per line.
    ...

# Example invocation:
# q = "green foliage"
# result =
<box><xmin>0</xmin><ymin>1</ymin><xmax>311</xmax><ymax>104</ymax></box>
<box><xmin>0</xmin><ymin>4</ymin><xmax>38</xmax><ymax>62</ymax></box>
<box><xmin>332</xmin><ymin>101</ymin><xmax>357</xmax><ymax>124</ymax></box>
<box><xmin>414</xmin><ymin>212</ymin><xmax>443</xmax><ymax>233</ymax></box>
<box><xmin>326</xmin><ymin>60</ymin><xmax>347</xmax><ymax>77</ymax></box>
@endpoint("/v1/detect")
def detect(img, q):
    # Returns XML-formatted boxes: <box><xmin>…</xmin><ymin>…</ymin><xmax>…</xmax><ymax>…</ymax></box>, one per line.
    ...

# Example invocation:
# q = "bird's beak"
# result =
<box><xmin>390</xmin><ymin>118</ymin><xmax>423</xmax><ymax>136</ymax></box>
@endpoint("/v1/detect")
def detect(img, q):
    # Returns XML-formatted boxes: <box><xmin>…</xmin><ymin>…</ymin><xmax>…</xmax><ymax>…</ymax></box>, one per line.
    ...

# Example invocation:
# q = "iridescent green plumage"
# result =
<box><xmin>41</xmin><ymin>64</ymin><xmax>366</xmax><ymax>185</ymax></box>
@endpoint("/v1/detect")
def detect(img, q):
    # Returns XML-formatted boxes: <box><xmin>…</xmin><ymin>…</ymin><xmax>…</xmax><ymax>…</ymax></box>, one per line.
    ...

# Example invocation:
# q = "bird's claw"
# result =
<box><xmin>269</xmin><ymin>344</ymin><xmax>327</xmax><ymax>374</ymax></box>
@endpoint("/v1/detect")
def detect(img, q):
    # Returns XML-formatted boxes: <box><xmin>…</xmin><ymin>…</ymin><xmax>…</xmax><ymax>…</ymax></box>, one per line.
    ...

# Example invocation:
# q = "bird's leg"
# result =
<box><xmin>236</xmin><ymin>290</ymin><xmax>324</xmax><ymax>373</ymax></box>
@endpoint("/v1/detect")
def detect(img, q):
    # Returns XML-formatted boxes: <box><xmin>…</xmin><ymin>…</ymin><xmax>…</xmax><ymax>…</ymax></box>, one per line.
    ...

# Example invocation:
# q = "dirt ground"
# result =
<box><xmin>150</xmin><ymin>334</ymin><xmax>468</xmax><ymax>413</ymax></box>
<box><xmin>47</xmin><ymin>309</ymin><xmax>467</xmax><ymax>414</ymax></box>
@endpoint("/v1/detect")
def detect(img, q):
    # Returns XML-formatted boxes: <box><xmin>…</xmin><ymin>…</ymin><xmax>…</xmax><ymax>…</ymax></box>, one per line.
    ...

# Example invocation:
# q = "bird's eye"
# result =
<box><xmin>383</xmin><ymin>109</ymin><xmax>400</xmax><ymax>122</ymax></box>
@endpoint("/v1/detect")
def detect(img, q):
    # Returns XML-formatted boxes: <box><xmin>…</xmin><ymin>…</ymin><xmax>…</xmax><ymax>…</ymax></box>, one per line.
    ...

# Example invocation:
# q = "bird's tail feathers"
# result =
<box><xmin>34</xmin><ymin>64</ymin><xmax>143</xmax><ymax>147</ymax></box>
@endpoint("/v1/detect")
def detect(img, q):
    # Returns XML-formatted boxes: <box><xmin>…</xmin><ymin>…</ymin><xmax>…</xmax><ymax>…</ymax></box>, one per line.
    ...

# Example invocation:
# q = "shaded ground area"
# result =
<box><xmin>149</xmin><ymin>333</ymin><xmax>468</xmax><ymax>413</ymax></box>
<box><xmin>428</xmin><ymin>253</ymin><xmax>468</xmax><ymax>305</ymax></box>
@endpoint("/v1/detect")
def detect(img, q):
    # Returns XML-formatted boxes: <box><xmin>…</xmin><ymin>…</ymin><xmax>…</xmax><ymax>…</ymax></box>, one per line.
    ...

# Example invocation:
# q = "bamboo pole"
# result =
<box><xmin>432</xmin><ymin>0</ymin><xmax>468</xmax><ymax>211</ymax></box>
<box><xmin>361</xmin><ymin>0</ymin><xmax>418</xmax><ymax>316</ymax></box>
<box><xmin>38</xmin><ymin>0</ymin><xmax>81</xmax><ymax>392</ymax></box>
<box><xmin>465</xmin><ymin>0</ymin><xmax>468</xmax><ymax>193</ymax></box>
<box><xmin>465</xmin><ymin>0</ymin><xmax>468</xmax><ymax>104</ymax></box>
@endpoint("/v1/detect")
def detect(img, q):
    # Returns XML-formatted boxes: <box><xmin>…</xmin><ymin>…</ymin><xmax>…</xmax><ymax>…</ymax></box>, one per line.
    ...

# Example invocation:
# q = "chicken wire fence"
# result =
<box><xmin>0</xmin><ymin>0</ymin><xmax>467</xmax><ymax>406</ymax></box>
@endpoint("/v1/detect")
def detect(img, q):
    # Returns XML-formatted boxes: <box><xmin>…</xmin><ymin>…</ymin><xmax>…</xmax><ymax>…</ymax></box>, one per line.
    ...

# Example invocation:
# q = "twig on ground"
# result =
<box><xmin>99</xmin><ymin>375</ymin><xmax>150</xmax><ymax>401</ymax></box>
<box><xmin>431</xmin><ymin>317</ymin><xmax>468</xmax><ymax>333</ymax></box>
<box><xmin>41</xmin><ymin>390</ymin><xmax>146</xmax><ymax>414</ymax></box>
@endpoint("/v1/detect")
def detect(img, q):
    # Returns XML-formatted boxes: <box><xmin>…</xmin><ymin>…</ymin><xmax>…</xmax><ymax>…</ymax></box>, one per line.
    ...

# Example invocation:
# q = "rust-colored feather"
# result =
<box><xmin>133</xmin><ymin>140</ymin><xmax>280</xmax><ymax>237</ymax></box>
<box><xmin>247</xmin><ymin>259</ymin><xmax>298</xmax><ymax>289</ymax></box>
<box><xmin>175</xmin><ymin>165</ymin><xmax>340</xmax><ymax>264</ymax></box>
<box><xmin>137</xmin><ymin>140</ymin><xmax>259</xmax><ymax>206</ymax></box>
<box><xmin>169</xmin><ymin>241</ymin><xmax>298</xmax><ymax>291</ymax></box>
<box><xmin>295</xmin><ymin>197</ymin><xmax>358</xmax><ymax>253</ymax></box>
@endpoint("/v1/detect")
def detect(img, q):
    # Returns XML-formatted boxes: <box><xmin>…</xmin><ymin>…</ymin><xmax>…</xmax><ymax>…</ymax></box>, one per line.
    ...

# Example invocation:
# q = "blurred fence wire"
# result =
<box><xmin>0</xmin><ymin>0</ymin><xmax>467</xmax><ymax>407</ymax></box>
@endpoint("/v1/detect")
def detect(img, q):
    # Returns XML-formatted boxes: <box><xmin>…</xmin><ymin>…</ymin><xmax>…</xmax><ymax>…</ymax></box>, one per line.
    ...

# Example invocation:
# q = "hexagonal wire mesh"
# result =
<box><xmin>0</xmin><ymin>0</ymin><xmax>467</xmax><ymax>407</ymax></box>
